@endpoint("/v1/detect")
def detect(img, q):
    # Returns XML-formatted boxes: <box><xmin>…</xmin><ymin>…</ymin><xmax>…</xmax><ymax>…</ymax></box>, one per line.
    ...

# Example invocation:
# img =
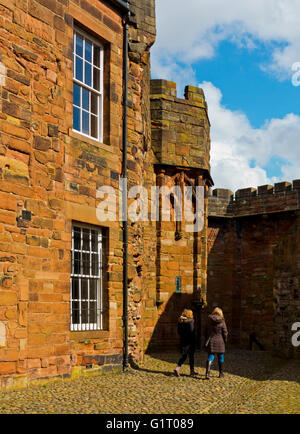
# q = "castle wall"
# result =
<box><xmin>125</xmin><ymin>0</ymin><xmax>157</xmax><ymax>362</ymax></box>
<box><xmin>0</xmin><ymin>0</ymin><xmax>127</xmax><ymax>388</ymax></box>
<box><xmin>0</xmin><ymin>0</ymin><xmax>212</xmax><ymax>388</ymax></box>
<box><xmin>0</xmin><ymin>0</ymin><xmax>157</xmax><ymax>389</ymax></box>
<box><xmin>3</xmin><ymin>0</ymin><xmax>297</xmax><ymax>391</ymax></box>
<box><xmin>148</xmin><ymin>80</ymin><xmax>211</xmax><ymax>350</ymax></box>
<box><xmin>273</xmin><ymin>217</ymin><xmax>300</xmax><ymax>359</ymax></box>
<box><xmin>207</xmin><ymin>182</ymin><xmax>300</xmax><ymax>353</ymax></box>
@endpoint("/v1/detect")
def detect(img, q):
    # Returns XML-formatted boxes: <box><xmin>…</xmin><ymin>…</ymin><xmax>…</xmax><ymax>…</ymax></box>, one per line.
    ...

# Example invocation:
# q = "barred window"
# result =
<box><xmin>71</xmin><ymin>224</ymin><xmax>105</xmax><ymax>331</ymax></box>
<box><xmin>73</xmin><ymin>28</ymin><xmax>104</xmax><ymax>141</ymax></box>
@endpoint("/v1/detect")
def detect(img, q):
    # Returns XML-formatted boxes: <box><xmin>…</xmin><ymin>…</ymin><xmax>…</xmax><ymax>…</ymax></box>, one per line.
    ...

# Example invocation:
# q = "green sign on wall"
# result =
<box><xmin>175</xmin><ymin>276</ymin><xmax>182</xmax><ymax>294</ymax></box>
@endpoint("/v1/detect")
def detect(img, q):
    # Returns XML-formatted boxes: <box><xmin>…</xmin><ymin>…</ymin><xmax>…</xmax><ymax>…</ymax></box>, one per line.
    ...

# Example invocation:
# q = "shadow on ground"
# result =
<box><xmin>131</xmin><ymin>350</ymin><xmax>300</xmax><ymax>384</ymax></box>
<box><xmin>143</xmin><ymin>292</ymin><xmax>299</xmax><ymax>384</ymax></box>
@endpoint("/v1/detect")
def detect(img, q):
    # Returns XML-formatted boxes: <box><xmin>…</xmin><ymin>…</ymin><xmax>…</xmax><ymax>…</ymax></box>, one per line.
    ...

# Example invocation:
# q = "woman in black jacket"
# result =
<box><xmin>174</xmin><ymin>309</ymin><xmax>197</xmax><ymax>377</ymax></box>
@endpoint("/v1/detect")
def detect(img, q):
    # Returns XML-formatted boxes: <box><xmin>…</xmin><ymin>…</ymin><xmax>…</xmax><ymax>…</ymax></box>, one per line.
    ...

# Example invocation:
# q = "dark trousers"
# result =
<box><xmin>178</xmin><ymin>345</ymin><xmax>195</xmax><ymax>370</ymax></box>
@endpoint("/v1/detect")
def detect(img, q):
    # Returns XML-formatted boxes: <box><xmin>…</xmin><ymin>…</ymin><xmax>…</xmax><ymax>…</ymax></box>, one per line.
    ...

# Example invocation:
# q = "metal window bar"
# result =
<box><xmin>71</xmin><ymin>225</ymin><xmax>104</xmax><ymax>331</ymax></box>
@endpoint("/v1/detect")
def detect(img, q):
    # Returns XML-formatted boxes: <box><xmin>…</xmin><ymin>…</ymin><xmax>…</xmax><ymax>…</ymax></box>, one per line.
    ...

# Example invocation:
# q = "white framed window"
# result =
<box><xmin>71</xmin><ymin>224</ymin><xmax>105</xmax><ymax>331</ymax></box>
<box><xmin>73</xmin><ymin>27</ymin><xmax>104</xmax><ymax>142</ymax></box>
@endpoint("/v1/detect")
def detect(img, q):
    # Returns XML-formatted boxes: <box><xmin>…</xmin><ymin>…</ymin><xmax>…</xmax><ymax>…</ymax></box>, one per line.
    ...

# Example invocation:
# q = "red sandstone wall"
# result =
<box><xmin>273</xmin><ymin>217</ymin><xmax>300</xmax><ymax>359</ymax></box>
<box><xmin>0</xmin><ymin>0</ymin><xmax>127</xmax><ymax>385</ymax></box>
<box><xmin>147</xmin><ymin>80</ymin><xmax>212</xmax><ymax>351</ymax></box>
<box><xmin>0</xmin><ymin>0</ymin><xmax>157</xmax><ymax>387</ymax></box>
<box><xmin>207</xmin><ymin>219</ymin><xmax>234</xmax><ymax>341</ymax></box>
<box><xmin>126</xmin><ymin>0</ymin><xmax>157</xmax><ymax>361</ymax></box>
<box><xmin>207</xmin><ymin>182</ymin><xmax>300</xmax><ymax>352</ymax></box>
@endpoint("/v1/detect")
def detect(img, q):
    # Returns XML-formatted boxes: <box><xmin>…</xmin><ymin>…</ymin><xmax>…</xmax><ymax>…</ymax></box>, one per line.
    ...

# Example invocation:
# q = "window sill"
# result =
<box><xmin>69</xmin><ymin>129</ymin><xmax>111</xmax><ymax>150</ymax></box>
<box><xmin>70</xmin><ymin>330</ymin><xmax>109</xmax><ymax>341</ymax></box>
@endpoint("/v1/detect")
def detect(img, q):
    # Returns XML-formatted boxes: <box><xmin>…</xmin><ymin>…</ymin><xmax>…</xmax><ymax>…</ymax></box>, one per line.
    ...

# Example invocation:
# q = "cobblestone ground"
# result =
<box><xmin>0</xmin><ymin>351</ymin><xmax>299</xmax><ymax>414</ymax></box>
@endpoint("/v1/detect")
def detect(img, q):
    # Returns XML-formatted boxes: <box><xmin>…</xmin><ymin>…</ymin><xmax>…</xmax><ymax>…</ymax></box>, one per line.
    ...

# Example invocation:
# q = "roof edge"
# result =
<box><xmin>104</xmin><ymin>0</ymin><xmax>130</xmax><ymax>14</ymax></box>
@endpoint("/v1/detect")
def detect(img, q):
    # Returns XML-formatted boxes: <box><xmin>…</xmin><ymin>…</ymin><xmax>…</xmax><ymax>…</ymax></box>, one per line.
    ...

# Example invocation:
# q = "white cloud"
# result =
<box><xmin>152</xmin><ymin>0</ymin><xmax>300</xmax><ymax>83</ymax></box>
<box><xmin>199</xmin><ymin>81</ymin><xmax>300</xmax><ymax>192</ymax></box>
<box><xmin>151</xmin><ymin>56</ymin><xmax>197</xmax><ymax>96</ymax></box>
<box><xmin>150</xmin><ymin>1</ymin><xmax>300</xmax><ymax>192</ymax></box>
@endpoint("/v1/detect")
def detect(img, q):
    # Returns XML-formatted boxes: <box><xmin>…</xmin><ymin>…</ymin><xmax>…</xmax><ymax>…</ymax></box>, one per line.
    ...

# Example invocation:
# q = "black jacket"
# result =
<box><xmin>177</xmin><ymin>319</ymin><xmax>195</xmax><ymax>349</ymax></box>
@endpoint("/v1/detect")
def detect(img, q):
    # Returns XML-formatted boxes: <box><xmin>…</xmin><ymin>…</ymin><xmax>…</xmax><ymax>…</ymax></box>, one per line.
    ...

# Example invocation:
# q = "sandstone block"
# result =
<box><xmin>0</xmin><ymin>362</ymin><xmax>16</xmax><ymax>375</ymax></box>
<box><xmin>0</xmin><ymin>291</ymin><xmax>17</xmax><ymax>306</ymax></box>
<box><xmin>0</xmin><ymin>322</ymin><xmax>6</xmax><ymax>347</ymax></box>
<box><xmin>34</xmin><ymin>136</ymin><xmax>51</xmax><ymax>151</ymax></box>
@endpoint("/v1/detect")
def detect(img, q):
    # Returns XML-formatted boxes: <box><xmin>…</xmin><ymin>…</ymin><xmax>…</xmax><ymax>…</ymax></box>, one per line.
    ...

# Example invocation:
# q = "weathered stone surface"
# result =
<box><xmin>150</xmin><ymin>80</ymin><xmax>211</xmax><ymax>171</ymax></box>
<box><xmin>207</xmin><ymin>183</ymin><xmax>300</xmax><ymax>355</ymax></box>
<box><xmin>0</xmin><ymin>0</ymin><xmax>158</xmax><ymax>387</ymax></box>
<box><xmin>0</xmin><ymin>0</ymin><xmax>298</xmax><ymax>391</ymax></box>
<box><xmin>0</xmin><ymin>323</ymin><xmax>6</xmax><ymax>348</ymax></box>
<box><xmin>0</xmin><ymin>351</ymin><xmax>299</xmax><ymax>414</ymax></box>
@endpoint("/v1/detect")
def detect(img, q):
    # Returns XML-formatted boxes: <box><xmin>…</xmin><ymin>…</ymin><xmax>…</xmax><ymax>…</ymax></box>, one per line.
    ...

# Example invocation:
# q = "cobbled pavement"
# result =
<box><xmin>0</xmin><ymin>350</ymin><xmax>299</xmax><ymax>414</ymax></box>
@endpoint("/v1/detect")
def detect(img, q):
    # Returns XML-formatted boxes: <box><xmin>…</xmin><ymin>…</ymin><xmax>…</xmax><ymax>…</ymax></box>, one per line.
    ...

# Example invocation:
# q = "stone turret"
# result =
<box><xmin>150</xmin><ymin>80</ymin><xmax>211</xmax><ymax>172</ymax></box>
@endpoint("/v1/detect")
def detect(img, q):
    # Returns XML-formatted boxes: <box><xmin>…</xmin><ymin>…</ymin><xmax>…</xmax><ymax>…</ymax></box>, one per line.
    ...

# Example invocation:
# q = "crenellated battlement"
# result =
<box><xmin>150</xmin><ymin>79</ymin><xmax>211</xmax><ymax>172</ymax></box>
<box><xmin>150</xmin><ymin>79</ymin><xmax>208</xmax><ymax>108</ymax></box>
<box><xmin>209</xmin><ymin>180</ymin><xmax>300</xmax><ymax>217</ymax></box>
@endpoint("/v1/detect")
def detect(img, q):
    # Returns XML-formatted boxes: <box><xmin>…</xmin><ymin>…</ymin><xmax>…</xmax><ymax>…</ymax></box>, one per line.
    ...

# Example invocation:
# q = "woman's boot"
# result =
<box><xmin>205</xmin><ymin>360</ymin><xmax>212</xmax><ymax>380</ymax></box>
<box><xmin>218</xmin><ymin>360</ymin><xmax>224</xmax><ymax>378</ymax></box>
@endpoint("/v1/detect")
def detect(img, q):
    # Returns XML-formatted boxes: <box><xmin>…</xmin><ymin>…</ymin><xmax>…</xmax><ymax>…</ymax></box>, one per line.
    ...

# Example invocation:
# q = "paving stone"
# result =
<box><xmin>0</xmin><ymin>351</ymin><xmax>298</xmax><ymax>414</ymax></box>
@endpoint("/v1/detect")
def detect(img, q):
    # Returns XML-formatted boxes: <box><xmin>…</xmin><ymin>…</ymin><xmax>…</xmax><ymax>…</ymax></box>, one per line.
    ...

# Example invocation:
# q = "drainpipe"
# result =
<box><xmin>122</xmin><ymin>15</ymin><xmax>129</xmax><ymax>371</ymax></box>
<box><xmin>107</xmin><ymin>0</ymin><xmax>131</xmax><ymax>372</ymax></box>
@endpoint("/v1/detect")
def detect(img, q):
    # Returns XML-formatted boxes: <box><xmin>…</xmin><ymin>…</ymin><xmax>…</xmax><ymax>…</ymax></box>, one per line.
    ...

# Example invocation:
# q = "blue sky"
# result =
<box><xmin>193</xmin><ymin>39</ymin><xmax>300</xmax><ymax>128</ymax></box>
<box><xmin>151</xmin><ymin>0</ymin><xmax>300</xmax><ymax>192</ymax></box>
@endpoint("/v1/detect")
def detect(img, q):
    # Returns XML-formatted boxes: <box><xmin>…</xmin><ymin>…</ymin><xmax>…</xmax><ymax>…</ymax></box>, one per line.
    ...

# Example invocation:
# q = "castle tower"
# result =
<box><xmin>147</xmin><ymin>80</ymin><xmax>213</xmax><ymax>349</ymax></box>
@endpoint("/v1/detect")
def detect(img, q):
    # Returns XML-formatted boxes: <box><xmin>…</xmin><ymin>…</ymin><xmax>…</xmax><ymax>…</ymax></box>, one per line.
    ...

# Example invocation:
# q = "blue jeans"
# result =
<box><xmin>207</xmin><ymin>353</ymin><xmax>224</xmax><ymax>363</ymax></box>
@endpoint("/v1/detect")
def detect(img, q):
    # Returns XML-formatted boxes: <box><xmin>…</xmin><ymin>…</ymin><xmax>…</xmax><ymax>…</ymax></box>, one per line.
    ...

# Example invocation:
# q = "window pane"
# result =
<box><xmin>94</xmin><ymin>46</ymin><xmax>100</xmax><ymax>67</ymax></box>
<box><xmin>82</xmin><ymin>228</ymin><xmax>90</xmax><ymax>250</ymax></box>
<box><xmin>92</xmin><ymin>254</ymin><xmax>99</xmax><ymax>276</ymax></box>
<box><xmin>90</xmin><ymin>279</ymin><xmax>97</xmax><ymax>300</ymax></box>
<box><xmin>75</xmin><ymin>56</ymin><xmax>83</xmax><ymax>81</ymax></box>
<box><xmin>74</xmin><ymin>251</ymin><xmax>81</xmax><ymax>274</ymax></box>
<box><xmin>73</xmin><ymin>106</ymin><xmax>80</xmax><ymax>131</ymax></box>
<box><xmin>90</xmin><ymin>301</ymin><xmax>97</xmax><ymax>324</ymax></box>
<box><xmin>85</xmin><ymin>62</ymin><xmax>92</xmax><ymax>87</ymax></box>
<box><xmin>76</xmin><ymin>33</ymin><xmax>83</xmax><ymax>57</ymax></box>
<box><xmin>81</xmin><ymin>278</ymin><xmax>88</xmax><ymax>300</ymax></box>
<box><xmin>82</xmin><ymin>111</ymin><xmax>89</xmax><ymax>135</ymax></box>
<box><xmin>82</xmin><ymin>301</ymin><xmax>89</xmax><ymax>324</ymax></box>
<box><xmin>73</xmin><ymin>31</ymin><xmax>102</xmax><ymax>141</ymax></box>
<box><xmin>73</xmin><ymin>83</ymin><xmax>80</xmax><ymax>107</ymax></box>
<box><xmin>72</xmin><ymin>301</ymin><xmax>80</xmax><ymax>324</ymax></box>
<box><xmin>91</xmin><ymin>93</ymin><xmax>98</xmax><ymax>115</ymax></box>
<box><xmin>91</xmin><ymin>230</ymin><xmax>98</xmax><ymax>252</ymax></box>
<box><xmin>73</xmin><ymin>227</ymin><xmax>81</xmax><ymax>250</ymax></box>
<box><xmin>82</xmin><ymin>252</ymin><xmax>90</xmax><ymax>275</ymax></box>
<box><xmin>82</xmin><ymin>88</ymin><xmax>89</xmax><ymax>111</ymax></box>
<box><xmin>91</xmin><ymin>115</ymin><xmax>98</xmax><ymax>139</ymax></box>
<box><xmin>71</xmin><ymin>223</ymin><xmax>103</xmax><ymax>330</ymax></box>
<box><xmin>72</xmin><ymin>278</ymin><xmax>79</xmax><ymax>299</ymax></box>
<box><xmin>93</xmin><ymin>67</ymin><xmax>100</xmax><ymax>91</ymax></box>
<box><xmin>85</xmin><ymin>39</ymin><xmax>92</xmax><ymax>63</ymax></box>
